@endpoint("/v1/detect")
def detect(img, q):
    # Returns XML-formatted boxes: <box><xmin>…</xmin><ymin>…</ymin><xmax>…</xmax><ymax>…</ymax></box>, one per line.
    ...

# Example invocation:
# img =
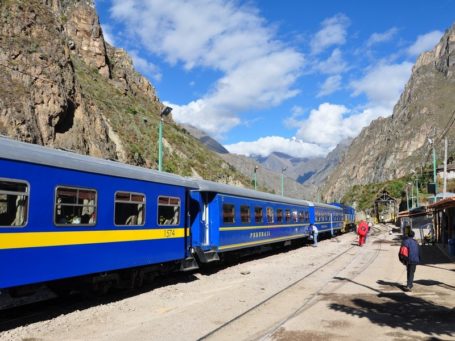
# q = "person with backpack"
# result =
<box><xmin>400</xmin><ymin>230</ymin><xmax>421</xmax><ymax>291</ymax></box>
<box><xmin>357</xmin><ymin>220</ymin><xmax>368</xmax><ymax>246</ymax></box>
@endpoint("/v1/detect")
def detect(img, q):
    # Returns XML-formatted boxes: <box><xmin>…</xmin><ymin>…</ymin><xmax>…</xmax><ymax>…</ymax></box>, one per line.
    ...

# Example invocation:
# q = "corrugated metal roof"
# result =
<box><xmin>428</xmin><ymin>196</ymin><xmax>455</xmax><ymax>209</ymax></box>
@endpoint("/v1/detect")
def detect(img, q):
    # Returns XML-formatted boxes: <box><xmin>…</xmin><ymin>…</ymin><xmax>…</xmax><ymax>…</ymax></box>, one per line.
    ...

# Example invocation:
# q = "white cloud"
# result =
<box><xmin>228</xmin><ymin>99</ymin><xmax>393</xmax><ymax>157</ymax></box>
<box><xmin>284</xmin><ymin>106</ymin><xmax>305</xmax><ymax>129</ymax></box>
<box><xmin>292</xmin><ymin>102</ymin><xmax>390</xmax><ymax>149</ymax></box>
<box><xmin>318</xmin><ymin>75</ymin><xmax>342</xmax><ymax>97</ymax></box>
<box><xmin>225</xmin><ymin>136</ymin><xmax>327</xmax><ymax>158</ymax></box>
<box><xmin>165</xmin><ymin>100</ymin><xmax>240</xmax><ymax>137</ymax></box>
<box><xmin>407</xmin><ymin>30</ymin><xmax>443</xmax><ymax>56</ymax></box>
<box><xmin>350</xmin><ymin>62</ymin><xmax>413</xmax><ymax>108</ymax></box>
<box><xmin>315</xmin><ymin>48</ymin><xmax>348</xmax><ymax>74</ymax></box>
<box><xmin>109</xmin><ymin>0</ymin><xmax>304</xmax><ymax>137</ymax></box>
<box><xmin>129</xmin><ymin>50</ymin><xmax>162</xmax><ymax>82</ymax></box>
<box><xmin>310</xmin><ymin>14</ymin><xmax>350</xmax><ymax>54</ymax></box>
<box><xmin>366</xmin><ymin>27</ymin><xmax>398</xmax><ymax>47</ymax></box>
<box><xmin>296</xmin><ymin>103</ymin><xmax>351</xmax><ymax>146</ymax></box>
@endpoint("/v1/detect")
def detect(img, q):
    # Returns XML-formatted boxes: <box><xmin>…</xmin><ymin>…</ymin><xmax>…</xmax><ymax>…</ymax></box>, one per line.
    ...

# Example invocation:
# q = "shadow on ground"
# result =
<box><xmin>329</xmin><ymin>277</ymin><xmax>455</xmax><ymax>338</ymax></box>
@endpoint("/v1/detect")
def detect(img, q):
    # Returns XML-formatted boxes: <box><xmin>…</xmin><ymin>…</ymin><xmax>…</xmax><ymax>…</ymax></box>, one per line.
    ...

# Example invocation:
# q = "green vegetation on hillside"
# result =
<box><xmin>72</xmin><ymin>56</ymin><xmax>253</xmax><ymax>186</ymax></box>
<box><xmin>341</xmin><ymin>167</ymin><xmax>455</xmax><ymax>212</ymax></box>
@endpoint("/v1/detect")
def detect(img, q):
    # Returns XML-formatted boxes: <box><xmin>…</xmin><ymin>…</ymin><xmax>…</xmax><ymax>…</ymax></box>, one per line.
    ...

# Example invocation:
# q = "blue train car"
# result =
<box><xmin>310</xmin><ymin>202</ymin><xmax>344</xmax><ymax>236</ymax></box>
<box><xmin>189</xmin><ymin>180</ymin><xmax>311</xmax><ymax>262</ymax></box>
<box><xmin>0</xmin><ymin>136</ymin><xmax>354</xmax><ymax>297</ymax></box>
<box><xmin>0</xmin><ymin>137</ymin><xmax>197</xmax><ymax>292</ymax></box>
<box><xmin>330</xmin><ymin>202</ymin><xmax>356</xmax><ymax>232</ymax></box>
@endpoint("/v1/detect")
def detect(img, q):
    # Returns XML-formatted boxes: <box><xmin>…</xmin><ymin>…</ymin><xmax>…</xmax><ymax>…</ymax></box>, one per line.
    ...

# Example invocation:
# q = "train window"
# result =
<box><xmin>285</xmin><ymin>209</ymin><xmax>291</xmax><ymax>223</ymax></box>
<box><xmin>254</xmin><ymin>207</ymin><xmax>263</xmax><ymax>223</ymax></box>
<box><xmin>240</xmin><ymin>205</ymin><xmax>250</xmax><ymax>223</ymax></box>
<box><xmin>0</xmin><ymin>179</ymin><xmax>29</xmax><ymax>227</ymax></box>
<box><xmin>223</xmin><ymin>204</ymin><xmax>235</xmax><ymax>224</ymax></box>
<box><xmin>158</xmin><ymin>196</ymin><xmax>180</xmax><ymax>225</ymax></box>
<box><xmin>266</xmin><ymin>207</ymin><xmax>274</xmax><ymax>223</ymax></box>
<box><xmin>276</xmin><ymin>209</ymin><xmax>283</xmax><ymax>223</ymax></box>
<box><xmin>292</xmin><ymin>211</ymin><xmax>298</xmax><ymax>223</ymax></box>
<box><xmin>304</xmin><ymin>211</ymin><xmax>309</xmax><ymax>223</ymax></box>
<box><xmin>55</xmin><ymin>186</ymin><xmax>97</xmax><ymax>226</ymax></box>
<box><xmin>298</xmin><ymin>211</ymin><xmax>304</xmax><ymax>223</ymax></box>
<box><xmin>115</xmin><ymin>192</ymin><xmax>145</xmax><ymax>226</ymax></box>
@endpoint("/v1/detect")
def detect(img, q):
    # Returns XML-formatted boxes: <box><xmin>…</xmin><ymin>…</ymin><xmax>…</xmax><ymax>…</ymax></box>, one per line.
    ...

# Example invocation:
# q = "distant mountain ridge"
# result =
<box><xmin>186</xmin><ymin>117</ymin><xmax>353</xmax><ymax>200</ymax></box>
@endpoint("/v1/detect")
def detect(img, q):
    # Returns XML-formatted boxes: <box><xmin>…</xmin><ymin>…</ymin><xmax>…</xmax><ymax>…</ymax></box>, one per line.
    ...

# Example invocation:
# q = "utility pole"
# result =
<box><xmin>408</xmin><ymin>182</ymin><xmax>414</xmax><ymax>209</ymax></box>
<box><xmin>158</xmin><ymin>106</ymin><xmax>172</xmax><ymax>172</ymax></box>
<box><xmin>433</xmin><ymin>141</ymin><xmax>437</xmax><ymax>199</ymax></box>
<box><xmin>443</xmin><ymin>137</ymin><xmax>448</xmax><ymax>197</ymax></box>
<box><xmin>429</xmin><ymin>136</ymin><xmax>438</xmax><ymax>201</ymax></box>
<box><xmin>405</xmin><ymin>186</ymin><xmax>409</xmax><ymax>211</ymax></box>
<box><xmin>253</xmin><ymin>165</ymin><xmax>258</xmax><ymax>191</ymax></box>
<box><xmin>281</xmin><ymin>167</ymin><xmax>287</xmax><ymax>196</ymax></box>
<box><xmin>415</xmin><ymin>177</ymin><xmax>419</xmax><ymax>207</ymax></box>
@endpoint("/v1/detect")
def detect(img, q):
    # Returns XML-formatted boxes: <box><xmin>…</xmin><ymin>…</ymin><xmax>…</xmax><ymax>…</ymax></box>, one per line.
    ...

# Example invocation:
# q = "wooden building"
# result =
<box><xmin>428</xmin><ymin>196</ymin><xmax>455</xmax><ymax>256</ymax></box>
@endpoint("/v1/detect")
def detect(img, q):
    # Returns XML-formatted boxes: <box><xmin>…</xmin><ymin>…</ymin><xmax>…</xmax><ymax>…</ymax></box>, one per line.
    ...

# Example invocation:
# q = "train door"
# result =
<box><xmin>202</xmin><ymin>192</ymin><xmax>210</xmax><ymax>247</ymax></box>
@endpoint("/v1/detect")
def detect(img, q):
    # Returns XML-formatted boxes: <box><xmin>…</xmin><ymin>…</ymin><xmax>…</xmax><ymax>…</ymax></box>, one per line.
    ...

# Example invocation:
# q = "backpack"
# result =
<box><xmin>398</xmin><ymin>245</ymin><xmax>409</xmax><ymax>265</ymax></box>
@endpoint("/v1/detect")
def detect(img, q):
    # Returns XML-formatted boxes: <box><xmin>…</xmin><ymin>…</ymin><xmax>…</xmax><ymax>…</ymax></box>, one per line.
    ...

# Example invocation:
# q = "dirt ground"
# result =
<box><xmin>1</xmin><ymin>224</ymin><xmax>454</xmax><ymax>341</ymax></box>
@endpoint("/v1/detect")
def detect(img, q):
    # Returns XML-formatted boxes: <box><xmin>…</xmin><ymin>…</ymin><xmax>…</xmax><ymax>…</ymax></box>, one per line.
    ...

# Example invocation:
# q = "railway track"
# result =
<box><xmin>198</xmin><ymin>226</ymin><xmax>386</xmax><ymax>341</ymax></box>
<box><xmin>0</xmin><ymin>228</ymin><xmax>384</xmax><ymax>337</ymax></box>
<box><xmin>0</xmin><ymin>237</ymin><xmax>313</xmax><ymax>332</ymax></box>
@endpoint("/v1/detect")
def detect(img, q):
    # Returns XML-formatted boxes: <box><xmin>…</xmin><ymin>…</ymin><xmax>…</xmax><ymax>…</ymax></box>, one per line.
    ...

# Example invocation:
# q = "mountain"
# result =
<box><xmin>249</xmin><ymin>138</ymin><xmax>351</xmax><ymax>187</ymax></box>
<box><xmin>0</xmin><ymin>0</ymin><xmax>251</xmax><ymax>186</ymax></box>
<box><xmin>323</xmin><ymin>23</ymin><xmax>455</xmax><ymax>202</ymax></box>
<box><xmin>181</xmin><ymin>124</ymin><xmax>229</xmax><ymax>154</ymax></box>
<box><xmin>218</xmin><ymin>152</ymin><xmax>317</xmax><ymax>200</ymax></box>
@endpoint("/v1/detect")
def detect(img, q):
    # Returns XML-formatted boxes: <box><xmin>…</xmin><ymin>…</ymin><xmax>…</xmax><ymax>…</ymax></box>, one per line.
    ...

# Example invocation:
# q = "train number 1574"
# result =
<box><xmin>165</xmin><ymin>229</ymin><xmax>176</xmax><ymax>238</ymax></box>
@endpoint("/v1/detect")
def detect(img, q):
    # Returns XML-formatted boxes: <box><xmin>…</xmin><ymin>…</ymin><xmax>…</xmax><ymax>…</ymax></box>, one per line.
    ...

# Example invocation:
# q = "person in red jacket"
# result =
<box><xmin>357</xmin><ymin>220</ymin><xmax>368</xmax><ymax>246</ymax></box>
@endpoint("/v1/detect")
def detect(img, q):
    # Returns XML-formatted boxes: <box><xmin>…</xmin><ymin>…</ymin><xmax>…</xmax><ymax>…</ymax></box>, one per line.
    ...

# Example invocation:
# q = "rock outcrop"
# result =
<box><xmin>0</xmin><ymin>0</ymin><xmax>161</xmax><ymax>159</ymax></box>
<box><xmin>0</xmin><ymin>0</ymin><xmax>251</xmax><ymax>187</ymax></box>
<box><xmin>323</xmin><ymin>23</ymin><xmax>455</xmax><ymax>201</ymax></box>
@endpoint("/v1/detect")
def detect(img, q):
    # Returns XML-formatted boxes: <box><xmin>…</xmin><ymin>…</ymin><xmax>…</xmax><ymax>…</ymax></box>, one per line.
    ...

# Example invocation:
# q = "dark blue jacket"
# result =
<box><xmin>403</xmin><ymin>237</ymin><xmax>421</xmax><ymax>264</ymax></box>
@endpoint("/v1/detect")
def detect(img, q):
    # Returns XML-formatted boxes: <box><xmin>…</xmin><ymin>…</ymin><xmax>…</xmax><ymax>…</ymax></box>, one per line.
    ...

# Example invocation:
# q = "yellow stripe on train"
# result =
<box><xmin>0</xmin><ymin>228</ymin><xmax>186</xmax><ymax>250</ymax></box>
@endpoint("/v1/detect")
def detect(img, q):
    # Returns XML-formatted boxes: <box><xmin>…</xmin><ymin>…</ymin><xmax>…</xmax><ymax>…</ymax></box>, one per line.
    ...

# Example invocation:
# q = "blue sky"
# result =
<box><xmin>95</xmin><ymin>0</ymin><xmax>454</xmax><ymax>158</ymax></box>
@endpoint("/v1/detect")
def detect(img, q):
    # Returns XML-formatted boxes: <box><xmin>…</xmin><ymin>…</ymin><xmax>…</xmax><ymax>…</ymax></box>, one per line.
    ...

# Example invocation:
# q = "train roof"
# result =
<box><xmin>192</xmin><ymin>178</ymin><xmax>312</xmax><ymax>207</ymax></box>
<box><xmin>312</xmin><ymin>201</ymin><xmax>343</xmax><ymax>210</ymax></box>
<box><xmin>0</xmin><ymin>136</ymin><xmax>198</xmax><ymax>188</ymax></box>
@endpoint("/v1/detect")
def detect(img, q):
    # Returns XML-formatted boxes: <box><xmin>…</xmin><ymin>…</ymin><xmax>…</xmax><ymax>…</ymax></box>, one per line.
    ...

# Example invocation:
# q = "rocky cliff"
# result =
<box><xmin>0</xmin><ymin>0</ymin><xmax>251</xmax><ymax>186</ymax></box>
<box><xmin>323</xmin><ymin>23</ymin><xmax>455</xmax><ymax>201</ymax></box>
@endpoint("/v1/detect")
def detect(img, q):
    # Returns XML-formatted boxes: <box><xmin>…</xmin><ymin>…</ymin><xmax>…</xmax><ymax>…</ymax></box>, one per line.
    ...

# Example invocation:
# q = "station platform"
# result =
<box><xmin>271</xmin><ymin>223</ymin><xmax>455</xmax><ymax>340</ymax></box>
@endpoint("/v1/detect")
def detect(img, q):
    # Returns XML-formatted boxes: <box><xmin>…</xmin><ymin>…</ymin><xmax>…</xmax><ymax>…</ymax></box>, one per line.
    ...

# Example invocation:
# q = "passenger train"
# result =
<box><xmin>0</xmin><ymin>136</ymin><xmax>355</xmax><ymax>297</ymax></box>
<box><xmin>330</xmin><ymin>202</ymin><xmax>357</xmax><ymax>233</ymax></box>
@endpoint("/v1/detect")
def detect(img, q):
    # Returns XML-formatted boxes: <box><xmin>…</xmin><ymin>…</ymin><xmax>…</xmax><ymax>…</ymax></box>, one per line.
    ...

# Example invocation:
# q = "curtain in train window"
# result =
<box><xmin>266</xmin><ymin>207</ymin><xmax>274</xmax><ymax>223</ymax></box>
<box><xmin>254</xmin><ymin>207</ymin><xmax>263</xmax><ymax>223</ymax></box>
<box><xmin>285</xmin><ymin>209</ymin><xmax>291</xmax><ymax>223</ymax></box>
<box><xmin>158</xmin><ymin>196</ymin><xmax>180</xmax><ymax>225</ymax></box>
<box><xmin>276</xmin><ymin>209</ymin><xmax>283</xmax><ymax>223</ymax></box>
<box><xmin>292</xmin><ymin>210</ymin><xmax>298</xmax><ymax>223</ymax></box>
<box><xmin>0</xmin><ymin>180</ymin><xmax>29</xmax><ymax>227</ymax></box>
<box><xmin>222</xmin><ymin>204</ymin><xmax>235</xmax><ymax>224</ymax></box>
<box><xmin>240</xmin><ymin>205</ymin><xmax>250</xmax><ymax>223</ymax></box>
<box><xmin>115</xmin><ymin>192</ymin><xmax>145</xmax><ymax>226</ymax></box>
<box><xmin>298</xmin><ymin>211</ymin><xmax>305</xmax><ymax>223</ymax></box>
<box><xmin>55</xmin><ymin>186</ymin><xmax>97</xmax><ymax>225</ymax></box>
